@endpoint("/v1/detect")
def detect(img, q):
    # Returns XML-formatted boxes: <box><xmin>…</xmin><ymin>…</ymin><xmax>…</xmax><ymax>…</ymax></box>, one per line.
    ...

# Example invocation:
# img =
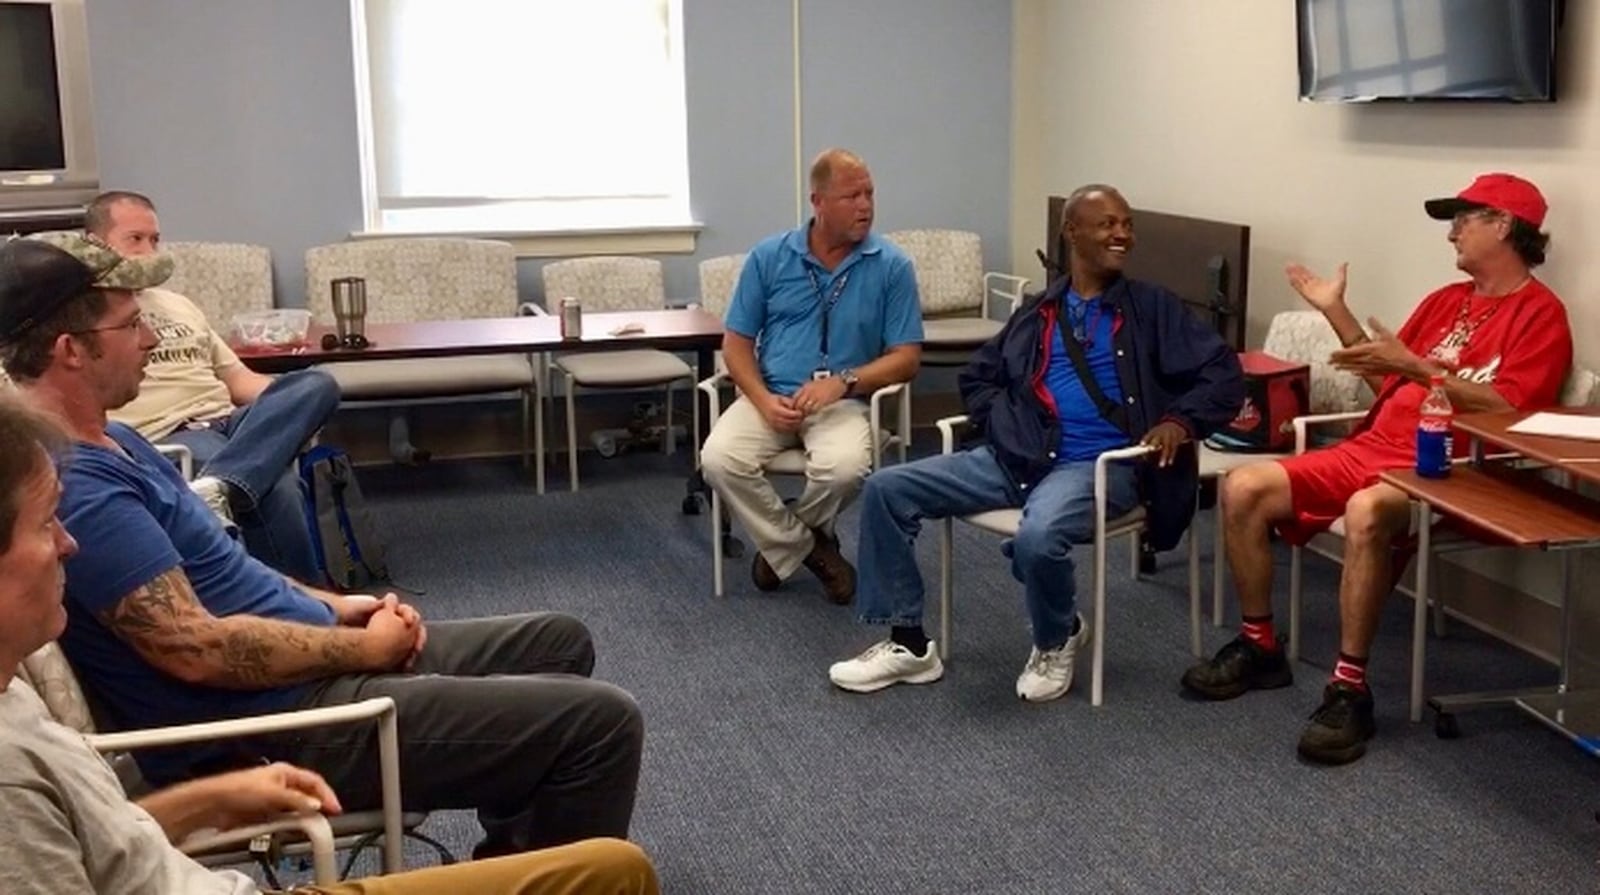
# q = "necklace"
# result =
<box><xmin>1429</xmin><ymin>289</ymin><xmax>1513</xmax><ymax>367</ymax></box>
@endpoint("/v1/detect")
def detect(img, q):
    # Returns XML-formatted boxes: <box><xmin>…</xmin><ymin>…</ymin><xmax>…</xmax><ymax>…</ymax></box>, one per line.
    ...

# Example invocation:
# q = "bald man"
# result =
<box><xmin>701</xmin><ymin>148</ymin><xmax>923</xmax><ymax>605</ymax></box>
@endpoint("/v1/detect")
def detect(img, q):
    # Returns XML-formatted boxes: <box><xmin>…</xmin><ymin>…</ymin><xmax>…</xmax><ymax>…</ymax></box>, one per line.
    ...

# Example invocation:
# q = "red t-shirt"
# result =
<box><xmin>1352</xmin><ymin>277</ymin><xmax>1572</xmax><ymax>456</ymax></box>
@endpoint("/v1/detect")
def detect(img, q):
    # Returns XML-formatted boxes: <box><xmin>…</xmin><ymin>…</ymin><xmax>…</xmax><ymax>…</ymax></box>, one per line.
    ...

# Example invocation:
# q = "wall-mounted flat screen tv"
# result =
<box><xmin>1297</xmin><ymin>0</ymin><xmax>1560</xmax><ymax>102</ymax></box>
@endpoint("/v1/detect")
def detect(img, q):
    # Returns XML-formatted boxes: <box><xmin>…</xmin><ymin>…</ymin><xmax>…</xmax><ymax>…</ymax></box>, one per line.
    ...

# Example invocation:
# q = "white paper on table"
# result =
<box><xmin>1505</xmin><ymin>411</ymin><xmax>1600</xmax><ymax>442</ymax></box>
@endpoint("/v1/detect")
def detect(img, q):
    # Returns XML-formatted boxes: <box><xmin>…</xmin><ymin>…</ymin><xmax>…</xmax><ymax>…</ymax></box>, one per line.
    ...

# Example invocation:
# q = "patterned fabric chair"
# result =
<box><xmin>14</xmin><ymin>648</ymin><xmax>410</xmax><ymax>884</ymax></box>
<box><xmin>161</xmin><ymin>242</ymin><xmax>275</xmax><ymax>328</ymax></box>
<box><xmin>304</xmin><ymin>238</ymin><xmax>544</xmax><ymax>492</ymax></box>
<box><xmin>882</xmin><ymin>229</ymin><xmax>1029</xmax><ymax>366</ymax></box>
<box><xmin>695</xmin><ymin>253</ymin><xmax>744</xmax><ymax>378</ymax></box>
<box><xmin>542</xmin><ymin>256</ymin><xmax>693</xmax><ymax>491</ymax></box>
<box><xmin>696</xmin><ymin>253</ymin><xmax>744</xmax><ymax>320</ymax></box>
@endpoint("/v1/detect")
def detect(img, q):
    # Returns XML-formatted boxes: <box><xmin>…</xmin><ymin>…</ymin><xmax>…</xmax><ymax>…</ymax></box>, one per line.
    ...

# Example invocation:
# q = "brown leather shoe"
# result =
<box><xmin>803</xmin><ymin>528</ymin><xmax>856</xmax><ymax>605</ymax></box>
<box><xmin>752</xmin><ymin>553</ymin><xmax>782</xmax><ymax>591</ymax></box>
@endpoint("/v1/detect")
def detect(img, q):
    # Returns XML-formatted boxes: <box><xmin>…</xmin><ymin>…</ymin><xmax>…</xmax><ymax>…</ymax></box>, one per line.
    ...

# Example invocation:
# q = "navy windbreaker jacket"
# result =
<box><xmin>958</xmin><ymin>274</ymin><xmax>1245</xmax><ymax>551</ymax></box>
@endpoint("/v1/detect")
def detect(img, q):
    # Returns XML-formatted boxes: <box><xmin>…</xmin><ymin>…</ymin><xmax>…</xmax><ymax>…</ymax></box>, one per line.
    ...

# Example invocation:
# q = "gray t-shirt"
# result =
<box><xmin>0</xmin><ymin>679</ymin><xmax>257</xmax><ymax>895</ymax></box>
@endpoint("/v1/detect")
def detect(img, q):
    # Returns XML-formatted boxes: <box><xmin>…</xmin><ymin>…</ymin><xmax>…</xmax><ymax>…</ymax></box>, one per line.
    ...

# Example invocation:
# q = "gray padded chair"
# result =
<box><xmin>542</xmin><ymin>256</ymin><xmax>694</xmax><ymax>491</ymax></box>
<box><xmin>304</xmin><ymin>238</ymin><xmax>544</xmax><ymax>492</ymax></box>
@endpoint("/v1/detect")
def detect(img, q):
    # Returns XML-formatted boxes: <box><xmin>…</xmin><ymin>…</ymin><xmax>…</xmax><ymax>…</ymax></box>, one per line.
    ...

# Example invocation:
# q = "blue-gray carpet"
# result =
<box><xmin>349</xmin><ymin>452</ymin><xmax>1595</xmax><ymax>894</ymax></box>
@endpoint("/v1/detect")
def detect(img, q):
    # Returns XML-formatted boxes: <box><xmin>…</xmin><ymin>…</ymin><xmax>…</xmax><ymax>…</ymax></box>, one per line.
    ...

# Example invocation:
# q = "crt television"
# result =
<box><xmin>1297</xmin><ymin>0</ymin><xmax>1560</xmax><ymax>102</ymax></box>
<box><xmin>0</xmin><ymin>0</ymin><xmax>99</xmax><ymax>216</ymax></box>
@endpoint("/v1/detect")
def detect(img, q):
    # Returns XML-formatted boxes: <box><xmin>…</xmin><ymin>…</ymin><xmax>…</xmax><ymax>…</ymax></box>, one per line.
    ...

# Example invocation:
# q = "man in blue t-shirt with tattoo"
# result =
<box><xmin>0</xmin><ymin>231</ymin><xmax>643</xmax><ymax>859</ymax></box>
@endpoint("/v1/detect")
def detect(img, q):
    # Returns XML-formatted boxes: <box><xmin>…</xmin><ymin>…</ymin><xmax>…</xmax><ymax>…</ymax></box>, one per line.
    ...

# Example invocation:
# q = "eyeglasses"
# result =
<box><xmin>68</xmin><ymin>313</ymin><xmax>146</xmax><ymax>336</ymax></box>
<box><xmin>1450</xmin><ymin>209</ymin><xmax>1505</xmax><ymax>230</ymax></box>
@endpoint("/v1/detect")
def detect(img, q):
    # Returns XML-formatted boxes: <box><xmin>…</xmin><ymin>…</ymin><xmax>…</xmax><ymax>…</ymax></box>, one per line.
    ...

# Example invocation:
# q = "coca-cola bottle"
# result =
<box><xmin>1415</xmin><ymin>374</ymin><xmax>1453</xmax><ymax>479</ymax></box>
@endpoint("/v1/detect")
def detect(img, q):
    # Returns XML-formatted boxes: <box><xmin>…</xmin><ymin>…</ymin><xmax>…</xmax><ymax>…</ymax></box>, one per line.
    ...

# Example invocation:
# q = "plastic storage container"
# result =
<box><xmin>231</xmin><ymin>309</ymin><xmax>312</xmax><ymax>352</ymax></box>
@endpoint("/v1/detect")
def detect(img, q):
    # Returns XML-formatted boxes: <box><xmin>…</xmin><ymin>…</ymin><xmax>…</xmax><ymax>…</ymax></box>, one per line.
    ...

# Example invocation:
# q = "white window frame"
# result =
<box><xmin>349</xmin><ymin>0</ymin><xmax>698</xmax><ymax>256</ymax></box>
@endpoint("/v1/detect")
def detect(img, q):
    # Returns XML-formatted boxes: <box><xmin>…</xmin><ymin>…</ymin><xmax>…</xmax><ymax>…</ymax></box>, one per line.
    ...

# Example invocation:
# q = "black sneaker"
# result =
<box><xmin>1297</xmin><ymin>682</ymin><xmax>1376</xmax><ymax>765</ymax></box>
<box><xmin>1180</xmin><ymin>635</ymin><xmax>1293</xmax><ymax>700</ymax></box>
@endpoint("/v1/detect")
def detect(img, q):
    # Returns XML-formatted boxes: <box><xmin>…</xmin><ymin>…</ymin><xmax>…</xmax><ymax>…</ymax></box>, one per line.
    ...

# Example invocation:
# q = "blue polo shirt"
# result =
<box><xmin>56</xmin><ymin>423</ymin><xmax>331</xmax><ymax>783</ymax></box>
<box><xmin>724</xmin><ymin>223</ymin><xmax>923</xmax><ymax>396</ymax></box>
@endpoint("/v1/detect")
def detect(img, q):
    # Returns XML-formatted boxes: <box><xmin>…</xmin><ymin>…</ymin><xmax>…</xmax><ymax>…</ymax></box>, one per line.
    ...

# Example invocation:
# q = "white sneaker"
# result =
<box><xmin>829</xmin><ymin>639</ymin><xmax>944</xmax><ymax>693</ymax></box>
<box><xmin>1016</xmin><ymin>614</ymin><xmax>1091</xmax><ymax>702</ymax></box>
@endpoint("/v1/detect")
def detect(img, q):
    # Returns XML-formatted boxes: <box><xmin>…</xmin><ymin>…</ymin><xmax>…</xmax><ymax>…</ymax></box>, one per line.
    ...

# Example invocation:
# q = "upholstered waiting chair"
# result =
<box><xmin>935</xmin><ymin>417</ymin><xmax>1205</xmax><ymax>707</ymax></box>
<box><xmin>882</xmin><ymin>229</ymin><xmax>1029</xmax><ymax>366</ymax></box>
<box><xmin>697</xmin><ymin>370</ymin><xmax>911</xmax><ymax>598</ymax></box>
<box><xmin>542</xmin><ymin>256</ymin><xmax>694</xmax><ymax>491</ymax></box>
<box><xmin>161</xmin><ymin>242</ymin><xmax>276</xmax><ymax>327</ymax></box>
<box><xmin>304</xmin><ymin>238</ymin><xmax>544</xmax><ymax>492</ymax></box>
<box><xmin>696</xmin><ymin>253</ymin><xmax>745</xmax><ymax>320</ymax></box>
<box><xmin>17</xmin><ymin>643</ymin><xmax>407</xmax><ymax>885</ymax></box>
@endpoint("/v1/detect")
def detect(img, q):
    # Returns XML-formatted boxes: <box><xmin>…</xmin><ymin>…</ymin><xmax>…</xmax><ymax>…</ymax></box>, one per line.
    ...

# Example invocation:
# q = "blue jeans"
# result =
<box><xmin>854</xmin><ymin>446</ymin><xmax>1139</xmax><ymax>650</ymax></box>
<box><xmin>162</xmin><ymin>369</ymin><xmax>340</xmax><ymax>583</ymax></box>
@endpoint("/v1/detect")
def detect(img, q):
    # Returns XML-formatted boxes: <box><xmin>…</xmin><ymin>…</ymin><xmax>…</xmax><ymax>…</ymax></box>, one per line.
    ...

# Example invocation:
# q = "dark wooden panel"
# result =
<box><xmin>1044</xmin><ymin>198</ymin><xmax>1250</xmax><ymax>350</ymax></box>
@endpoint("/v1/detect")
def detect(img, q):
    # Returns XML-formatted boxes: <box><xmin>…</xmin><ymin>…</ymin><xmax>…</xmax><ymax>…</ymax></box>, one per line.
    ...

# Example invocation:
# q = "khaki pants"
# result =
<box><xmin>701</xmin><ymin>396</ymin><xmax>873</xmax><ymax>578</ymax></box>
<box><xmin>295</xmin><ymin>838</ymin><xmax>658</xmax><ymax>895</ymax></box>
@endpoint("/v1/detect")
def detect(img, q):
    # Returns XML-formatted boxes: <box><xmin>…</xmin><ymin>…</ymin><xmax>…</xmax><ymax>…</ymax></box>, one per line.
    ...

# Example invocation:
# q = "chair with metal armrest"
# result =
<box><xmin>935</xmin><ymin>415</ymin><xmax>1205</xmax><ymax>706</ymax></box>
<box><xmin>698</xmin><ymin>370</ymin><xmax>911</xmax><ymax>598</ymax></box>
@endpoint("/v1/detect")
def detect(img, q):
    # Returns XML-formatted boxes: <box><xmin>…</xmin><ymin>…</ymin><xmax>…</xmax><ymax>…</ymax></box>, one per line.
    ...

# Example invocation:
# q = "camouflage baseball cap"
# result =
<box><xmin>0</xmin><ymin>231</ymin><xmax>174</xmax><ymax>341</ymax></box>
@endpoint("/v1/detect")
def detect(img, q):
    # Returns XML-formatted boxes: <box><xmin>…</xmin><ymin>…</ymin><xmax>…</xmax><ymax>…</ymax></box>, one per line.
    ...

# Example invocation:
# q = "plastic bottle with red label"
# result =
<box><xmin>1415</xmin><ymin>374</ymin><xmax>1453</xmax><ymax>479</ymax></box>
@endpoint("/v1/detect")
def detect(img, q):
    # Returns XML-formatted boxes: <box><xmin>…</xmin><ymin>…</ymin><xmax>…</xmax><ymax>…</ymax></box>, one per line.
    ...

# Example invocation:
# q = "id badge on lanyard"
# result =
<box><xmin>807</xmin><ymin>266</ymin><xmax>850</xmax><ymax>380</ymax></box>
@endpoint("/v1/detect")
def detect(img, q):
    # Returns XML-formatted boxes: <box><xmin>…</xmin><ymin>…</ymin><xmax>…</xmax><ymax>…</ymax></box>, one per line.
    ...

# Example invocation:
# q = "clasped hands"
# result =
<box><xmin>337</xmin><ymin>592</ymin><xmax>427</xmax><ymax>671</ymax></box>
<box><xmin>760</xmin><ymin>377</ymin><xmax>850</xmax><ymax>433</ymax></box>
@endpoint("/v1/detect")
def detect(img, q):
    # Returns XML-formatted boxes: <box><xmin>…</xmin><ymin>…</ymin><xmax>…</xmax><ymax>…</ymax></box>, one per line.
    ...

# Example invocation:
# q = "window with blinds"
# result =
<box><xmin>353</xmin><ymin>0</ymin><xmax>692</xmax><ymax>235</ymax></box>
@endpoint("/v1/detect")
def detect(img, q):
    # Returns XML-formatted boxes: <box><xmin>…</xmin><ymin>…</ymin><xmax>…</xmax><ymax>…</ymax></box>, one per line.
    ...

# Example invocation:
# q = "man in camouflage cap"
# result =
<box><xmin>0</xmin><ymin>231</ymin><xmax>174</xmax><ymax>337</ymax></box>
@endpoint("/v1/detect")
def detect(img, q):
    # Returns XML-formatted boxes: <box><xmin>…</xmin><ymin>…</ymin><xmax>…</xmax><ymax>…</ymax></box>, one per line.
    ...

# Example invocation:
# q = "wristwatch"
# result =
<box><xmin>838</xmin><ymin>369</ymin><xmax>860</xmax><ymax>398</ymax></box>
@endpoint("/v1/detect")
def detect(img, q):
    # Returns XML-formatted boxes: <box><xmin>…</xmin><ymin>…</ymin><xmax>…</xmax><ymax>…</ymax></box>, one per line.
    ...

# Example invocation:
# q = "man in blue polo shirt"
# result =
<box><xmin>828</xmin><ymin>184</ymin><xmax>1243</xmax><ymax>701</ymax></box>
<box><xmin>702</xmin><ymin>148</ymin><xmax>923</xmax><ymax>605</ymax></box>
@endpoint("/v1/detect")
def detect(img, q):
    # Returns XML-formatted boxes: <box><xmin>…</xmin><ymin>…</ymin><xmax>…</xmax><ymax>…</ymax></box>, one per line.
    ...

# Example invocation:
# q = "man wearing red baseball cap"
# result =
<box><xmin>1182</xmin><ymin>172</ymin><xmax>1573</xmax><ymax>765</ymax></box>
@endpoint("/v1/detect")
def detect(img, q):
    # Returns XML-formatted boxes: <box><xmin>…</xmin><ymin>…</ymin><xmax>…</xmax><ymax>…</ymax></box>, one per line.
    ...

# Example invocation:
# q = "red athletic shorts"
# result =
<box><xmin>1273</xmin><ymin>435</ymin><xmax>1413</xmax><ymax>546</ymax></box>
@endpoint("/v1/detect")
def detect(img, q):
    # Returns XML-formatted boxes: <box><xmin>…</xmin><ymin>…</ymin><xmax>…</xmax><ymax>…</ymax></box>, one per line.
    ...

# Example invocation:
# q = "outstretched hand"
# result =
<box><xmin>1285</xmin><ymin>261</ymin><xmax>1348</xmax><ymax>313</ymax></box>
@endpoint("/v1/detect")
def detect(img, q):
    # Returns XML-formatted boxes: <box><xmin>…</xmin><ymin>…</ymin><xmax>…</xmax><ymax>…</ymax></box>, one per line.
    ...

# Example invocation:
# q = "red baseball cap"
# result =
<box><xmin>1424</xmin><ymin>172</ymin><xmax>1547</xmax><ymax>229</ymax></box>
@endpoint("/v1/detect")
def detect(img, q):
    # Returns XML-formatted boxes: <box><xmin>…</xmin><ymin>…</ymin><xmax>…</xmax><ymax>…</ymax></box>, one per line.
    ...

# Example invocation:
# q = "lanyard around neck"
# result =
<box><xmin>806</xmin><ymin>265</ymin><xmax>851</xmax><ymax>368</ymax></box>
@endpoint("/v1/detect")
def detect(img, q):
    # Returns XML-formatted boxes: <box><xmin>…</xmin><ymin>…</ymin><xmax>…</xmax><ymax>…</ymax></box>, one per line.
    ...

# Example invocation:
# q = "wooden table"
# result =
<box><xmin>1379</xmin><ymin>407</ymin><xmax>1600</xmax><ymax>753</ymax></box>
<box><xmin>238</xmin><ymin>308</ymin><xmax>725</xmax><ymax>493</ymax></box>
<box><xmin>238</xmin><ymin>308</ymin><xmax>725</xmax><ymax>379</ymax></box>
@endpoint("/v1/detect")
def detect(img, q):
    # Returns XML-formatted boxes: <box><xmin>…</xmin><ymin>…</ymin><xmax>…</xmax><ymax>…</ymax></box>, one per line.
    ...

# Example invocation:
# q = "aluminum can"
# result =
<box><xmin>560</xmin><ymin>297</ymin><xmax>583</xmax><ymax>340</ymax></box>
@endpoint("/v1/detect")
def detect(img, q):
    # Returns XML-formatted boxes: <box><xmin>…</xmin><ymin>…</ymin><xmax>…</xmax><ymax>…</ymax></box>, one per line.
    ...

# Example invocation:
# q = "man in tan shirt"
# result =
<box><xmin>92</xmin><ymin>191</ymin><xmax>339</xmax><ymax>583</ymax></box>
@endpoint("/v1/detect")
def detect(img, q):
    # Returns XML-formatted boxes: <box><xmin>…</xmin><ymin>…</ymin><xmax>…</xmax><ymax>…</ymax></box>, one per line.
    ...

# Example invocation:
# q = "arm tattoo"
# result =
<box><xmin>99</xmin><ymin>569</ymin><xmax>371</xmax><ymax>688</ymax></box>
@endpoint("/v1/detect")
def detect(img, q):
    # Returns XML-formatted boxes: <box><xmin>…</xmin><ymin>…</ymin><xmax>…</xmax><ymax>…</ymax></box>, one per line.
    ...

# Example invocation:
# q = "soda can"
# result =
<box><xmin>560</xmin><ymin>297</ymin><xmax>583</xmax><ymax>340</ymax></box>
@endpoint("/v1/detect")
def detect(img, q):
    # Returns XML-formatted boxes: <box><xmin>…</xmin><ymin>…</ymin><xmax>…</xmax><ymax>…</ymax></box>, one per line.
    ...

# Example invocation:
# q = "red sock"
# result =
<box><xmin>1240</xmin><ymin>614</ymin><xmax>1278</xmax><ymax>651</ymax></box>
<box><xmin>1331</xmin><ymin>653</ymin><xmax>1368</xmax><ymax>690</ymax></box>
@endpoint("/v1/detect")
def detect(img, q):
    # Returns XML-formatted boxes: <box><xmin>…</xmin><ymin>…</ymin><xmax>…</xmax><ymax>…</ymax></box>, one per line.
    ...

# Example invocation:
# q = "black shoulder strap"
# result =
<box><xmin>1055</xmin><ymin>308</ymin><xmax>1129</xmax><ymax>434</ymax></box>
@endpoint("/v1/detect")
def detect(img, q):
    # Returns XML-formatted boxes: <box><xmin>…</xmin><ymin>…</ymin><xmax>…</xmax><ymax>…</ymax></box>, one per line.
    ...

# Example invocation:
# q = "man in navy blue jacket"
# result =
<box><xmin>829</xmin><ymin>184</ymin><xmax>1244</xmax><ymax>702</ymax></box>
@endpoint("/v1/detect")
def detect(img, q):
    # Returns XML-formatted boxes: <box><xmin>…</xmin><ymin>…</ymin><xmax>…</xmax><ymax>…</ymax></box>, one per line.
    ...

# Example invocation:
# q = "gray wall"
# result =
<box><xmin>85</xmin><ymin>0</ymin><xmax>1011</xmax><ymax>308</ymax></box>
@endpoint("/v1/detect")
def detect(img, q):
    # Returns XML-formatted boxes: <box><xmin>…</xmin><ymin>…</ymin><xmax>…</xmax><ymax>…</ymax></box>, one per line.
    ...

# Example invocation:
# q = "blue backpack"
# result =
<box><xmin>299</xmin><ymin>445</ymin><xmax>389</xmax><ymax>590</ymax></box>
